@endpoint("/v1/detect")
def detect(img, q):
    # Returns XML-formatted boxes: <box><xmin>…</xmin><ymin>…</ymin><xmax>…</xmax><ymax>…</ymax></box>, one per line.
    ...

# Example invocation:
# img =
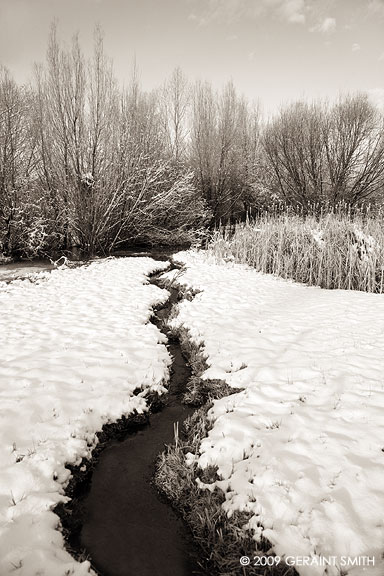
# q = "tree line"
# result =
<box><xmin>1</xmin><ymin>26</ymin><xmax>384</xmax><ymax>258</ymax></box>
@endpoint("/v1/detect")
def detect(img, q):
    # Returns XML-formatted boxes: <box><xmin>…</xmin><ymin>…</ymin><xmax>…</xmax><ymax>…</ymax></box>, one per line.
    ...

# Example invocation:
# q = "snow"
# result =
<box><xmin>0</xmin><ymin>257</ymin><xmax>170</xmax><ymax>576</ymax></box>
<box><xmin>311</xmin><ymin>228</ymin><xmax>325</xmax><ymax>247</ymax></box>
<box><xmin>165</xmin><ymin>250</ymin><xmax>384</xmax><ymax>576</ymax></box>
<box><xmin>351</xmin><ymin>228</ymin><xmax>378</xmax><ymax>260</ymax></box>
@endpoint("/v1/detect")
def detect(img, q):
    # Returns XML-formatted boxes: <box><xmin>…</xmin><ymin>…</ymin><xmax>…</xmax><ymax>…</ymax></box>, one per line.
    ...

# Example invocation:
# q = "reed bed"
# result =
<box><xmin>207</xmin><ymin>211</ymin><xmax>384</xmax><ymax>293</ymax></box>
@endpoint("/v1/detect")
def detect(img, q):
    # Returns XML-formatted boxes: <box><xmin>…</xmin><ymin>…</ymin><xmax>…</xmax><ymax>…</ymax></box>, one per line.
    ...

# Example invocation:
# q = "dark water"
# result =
<box><xmin>0</xmin><ymin>254</ymin><xmax>86</xmax><ymax>283</ymax></box>
<box><xmin>112</xmin><ymin>248</ymin><xmax>177</xmax><ymax>262</ymax></box>
<box><xmin>79</xmin><ymin>270</ymin><xmax>204</xmax><ymax>576</ymax></box>
<box><xmin>0</xmin><ymin>259</ymin><xmax>55</xmax><ymax>282</ymax></box>
<box><xmin>0</xmin><ymin>246</ymin><xmax>179</xmax><ymax>282</ymax></box>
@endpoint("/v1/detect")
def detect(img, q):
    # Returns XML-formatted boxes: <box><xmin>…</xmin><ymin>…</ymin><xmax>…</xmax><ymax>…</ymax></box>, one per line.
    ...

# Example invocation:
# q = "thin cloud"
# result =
<box><xmin>188</xmin><ymin>0</ymin><xmax>246</xmax><ymax>26</ymax></box>
<box><xmin>188</xmin><ymin>0</ymin><xmax>306</xmax><ymax>26</ymax></box>
<box><xmin>278</xmin><ymin>0</ymin><xmax>306</xmax><ymax>24</ymax></box>
<box><xmin>352</xmin><ymin>43</ymin><xmax>361</xmax><ymax>52</ymax></box>
<box><xmin>368</xmin><ymin>0</ymin><xmax>384</xmax><ymax>16</ymax></box>
<box><xmin>310</xmin><ymin>17</ymin><xmax>336</xmax><ymax>34</ymax></box>
<box><xmin>320</xmin><ymin>17</ymin><xmax>336</xmax><ymax>33</ymax></box>
<box><xmin>367</xmin><ymin>87</ymin><xmax>384</xmax><ymax>109</ymax></box>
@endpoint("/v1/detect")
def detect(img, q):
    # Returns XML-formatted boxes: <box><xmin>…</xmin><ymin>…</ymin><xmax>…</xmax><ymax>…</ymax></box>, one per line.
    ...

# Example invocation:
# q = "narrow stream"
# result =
<box><xmin>77</xmin><ymin>261</ymin><xmax>205</xmax><ymax>576</ymax></box>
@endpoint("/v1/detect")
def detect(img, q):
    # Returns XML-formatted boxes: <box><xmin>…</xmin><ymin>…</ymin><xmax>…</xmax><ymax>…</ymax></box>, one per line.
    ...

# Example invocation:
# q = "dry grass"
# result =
<box><xmin>182</xmin><ymin>375</ymin><xmax>234</xmax><ymax>406</ymax></box>
<box><xmin>155</xmin><ymin>311</ymin><xmax>295</xmax><ymax>575</ymax></box>
<box><xmin>207</xmin><ymin>209</ymin><xmax>384</xmax><ymax>293</ymax></box>
<box><xmin>155</xmin><ymin>404</ymin><xmax>294</xmax><ymax>576</ymax></box>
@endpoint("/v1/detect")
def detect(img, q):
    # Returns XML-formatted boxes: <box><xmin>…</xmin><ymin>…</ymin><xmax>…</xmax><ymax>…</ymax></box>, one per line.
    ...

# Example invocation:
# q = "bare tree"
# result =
<box><xmin>161</xmin><ymin>67</ymin><xmax>190</xmax><ymax>164</ymax></box>
<box><xmin>0</xmin><ymin>66</ymin><xmax>37</xmax><ymax>255</ymax></box>
<box><xmin>324</xmin><ymin>94</ymin><xmax>384</xmax><ymax>206</ymax></box>
<box><xmin>191</xmin><ymin>80</ymin><xmax>261</xmax><ymax>222</ymax></box>
<box><xmin>263</xmin><ymin>101</ymin><xmax>327</xmax><ymax>207</ymax></box>
<box><xmin>190</xmin><ymin>79</ymin><xmax>217</xmax><ymax>216</ymax></box>
<box><xmin>262</xmin><ymin>95</ymin><xmax>384</xmax><ymax>209</ymax></box>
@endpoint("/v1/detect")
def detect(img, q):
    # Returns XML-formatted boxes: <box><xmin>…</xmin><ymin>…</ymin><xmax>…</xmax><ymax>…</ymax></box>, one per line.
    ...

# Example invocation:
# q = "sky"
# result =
<box><xmin>0</xmin><ymin>0</ymin><xmax>384</xmax><ymax>114</ymax></box>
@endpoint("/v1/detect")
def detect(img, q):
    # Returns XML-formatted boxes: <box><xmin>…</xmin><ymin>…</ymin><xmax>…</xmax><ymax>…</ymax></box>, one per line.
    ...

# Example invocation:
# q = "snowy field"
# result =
<box><xmin>166</xmin><ymin>250</ymin><xmax>384</xmax><ymax>576</ymax></box>
<box><xmin>0</xmin><ymin>257</ymin><xmax>170</xmax><ymax>576</ymax></box>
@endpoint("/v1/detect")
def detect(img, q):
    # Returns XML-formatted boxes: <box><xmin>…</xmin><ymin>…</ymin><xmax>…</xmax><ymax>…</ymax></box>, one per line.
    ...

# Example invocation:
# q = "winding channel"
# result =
<box><xmin>59</xmin><ymin>255</ymin><xmax>206</xmax><ymax>576</ymax></box>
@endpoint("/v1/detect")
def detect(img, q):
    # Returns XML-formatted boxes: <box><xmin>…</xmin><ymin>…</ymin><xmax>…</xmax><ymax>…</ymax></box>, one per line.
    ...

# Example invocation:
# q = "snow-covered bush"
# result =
<box><xmin>105</xmin><ymin>166</ymin><xmax>212</xmax><ymax>250</ymax></box>
<box><xmin>0</xmin><ymin>189</ymin><xmax>63</xmax><ymax>259</ymax></box>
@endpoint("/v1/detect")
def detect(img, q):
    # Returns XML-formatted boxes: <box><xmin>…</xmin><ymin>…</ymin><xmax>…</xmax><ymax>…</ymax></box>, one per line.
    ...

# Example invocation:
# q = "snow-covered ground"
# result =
<box><xmin>166</xmin><ymin>250</ymin><xmax>384</xmax><ymax>576</ymax></box>
<box><xmin>0</xmin><ymin>257</ymin><xmax>170</xmax><ymax>576</ymax></box>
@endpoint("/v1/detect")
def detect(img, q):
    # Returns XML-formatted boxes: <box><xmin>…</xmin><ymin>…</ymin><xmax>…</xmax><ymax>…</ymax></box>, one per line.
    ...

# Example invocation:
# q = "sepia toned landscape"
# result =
<box><xmin>0</xmin><ymin>2</ymin><xmax>383</xmax><ymax>575</ymax></box>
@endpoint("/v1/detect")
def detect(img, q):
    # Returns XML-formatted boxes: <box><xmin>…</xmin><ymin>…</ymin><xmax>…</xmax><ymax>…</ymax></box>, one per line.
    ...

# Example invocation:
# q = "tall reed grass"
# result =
<box><xmin>207</xmin><ymin>210</ymin><xmax>384</xmax><ymax>293</ymax></box>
